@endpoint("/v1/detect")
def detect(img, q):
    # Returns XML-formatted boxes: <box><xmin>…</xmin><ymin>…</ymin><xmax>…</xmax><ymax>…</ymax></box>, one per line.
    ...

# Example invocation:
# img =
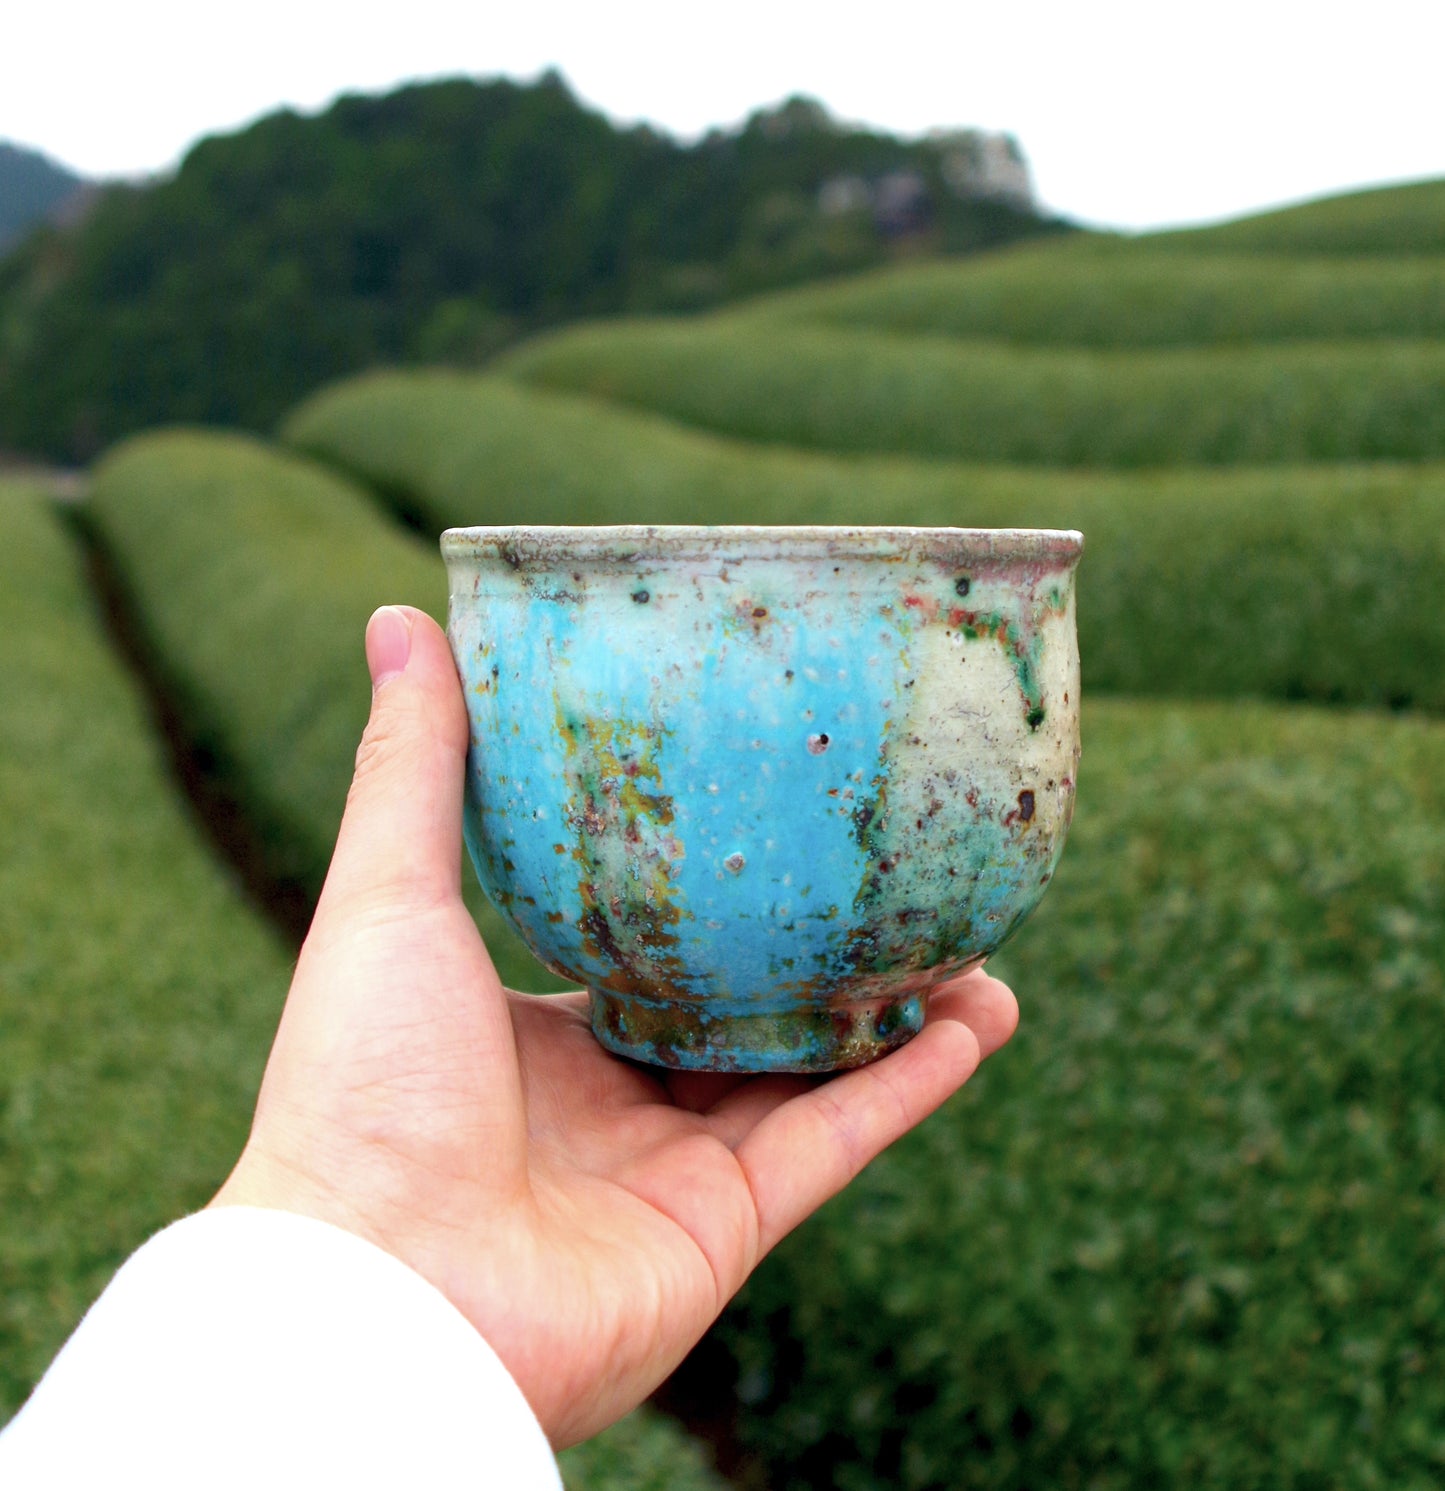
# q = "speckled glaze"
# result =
<box><xmin>443</xmin><ymin>526</ymin><xmax>1081</xmax><ymax>1073</ymax></box>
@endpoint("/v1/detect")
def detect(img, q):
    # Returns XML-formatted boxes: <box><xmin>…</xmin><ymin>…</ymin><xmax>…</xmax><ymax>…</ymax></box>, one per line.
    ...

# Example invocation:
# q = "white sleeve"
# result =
<box><xmin>0</xmin><ymin>1206</ymin><xmax>563</xmax><ymax>1490</ymax></box>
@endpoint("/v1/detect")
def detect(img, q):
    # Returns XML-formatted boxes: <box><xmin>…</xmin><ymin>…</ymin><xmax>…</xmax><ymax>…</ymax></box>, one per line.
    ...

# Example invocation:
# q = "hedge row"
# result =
<box><xmin>1158</xmin><ymin>176</ymin><xmax>1445</xmax><ymax>257</ymax></box>
<box><xmin>500</xmin><ymin>319</ymin><xmax>1445</xmax><ymax>467</ymax></box>
<box><xmin>0</xmin><ymin>483</ymin><xmax>291</xmax><ymax>1418</ymax></box>
<box><xmin>36</xmin><ymin>455</ymin><xmax>720</xmax><ymax>1483</ymax></box>
<box><xmin>286</xmin><ymin>371</ymin><xmax>1445</xmax><ymax>714</ymax></box>
<box><xmin>745</xmin><ymin>245</ymin><xmax>1445</xmax><ymax>347</ymax></box>
<box><xmin>718</xmin><ymin>696</ymin><xmax>1445</xmax><ymax>1489</ymax></box>
<box><xmin>84</xmin><ymin>431</ymin><xmax>566</xmax><ymax>993</ymax></box>
<box><xmin>558</xmin><ymin>1407</ymin><xmax>727</xmax><ymax>1491</ymax></box>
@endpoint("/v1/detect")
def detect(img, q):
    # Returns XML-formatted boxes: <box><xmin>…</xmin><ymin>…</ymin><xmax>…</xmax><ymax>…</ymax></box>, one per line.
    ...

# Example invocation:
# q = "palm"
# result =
<box><xmin>314</xmin><ymin>895</ymin><xmax>801</xmax><ymax>1445</ymax></box>
<box><xmin>488</xmin><ymin>989</ymin><xmax>773</xmax><ymax>1442</ymax></box>
<box><xmin>400</xmin><ymin>901</ymin><xmax>1008</xmax><ymax>1446</ymax></box>
<box><xmin>215</xmin><ymin>609</ymin><xmax>1016</xmax><ymax>1448</ymax></box>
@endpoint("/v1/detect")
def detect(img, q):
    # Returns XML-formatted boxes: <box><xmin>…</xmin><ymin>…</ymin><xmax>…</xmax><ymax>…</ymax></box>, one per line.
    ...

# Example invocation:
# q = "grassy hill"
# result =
<box><xmin>1154</xmin><ymin>176</ymin><xmax>1445</xmax><ymax>256</ymax></box>
<box><xmin>737</xmin><ymin>242</ymin><xmax>1445</xmax><ymax>346</ymax></box>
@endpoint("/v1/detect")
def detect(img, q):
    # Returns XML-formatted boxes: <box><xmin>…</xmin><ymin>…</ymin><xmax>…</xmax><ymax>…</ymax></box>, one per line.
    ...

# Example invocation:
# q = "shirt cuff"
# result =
<box><xmin>0</xmin><ymin>1206</ymin><xmax>562</xmax><ymax>1489</ymax></box>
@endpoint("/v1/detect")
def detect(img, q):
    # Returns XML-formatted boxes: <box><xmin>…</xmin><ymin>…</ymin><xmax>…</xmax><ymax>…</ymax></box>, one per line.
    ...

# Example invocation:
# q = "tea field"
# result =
<box><xmin>287</xmin><ymin>374</ymin><xmax>1445</xmax><ymax>714</ymax></box>
<box><xmin>4</xmin><ymin>176</ymin><xmax>1445</xmax><ymax>1488</ymax></box>
<box><xmin>721</xmin><ymin>698</ymin><xmax>1445</xmax><ymax>1488</ymax></box>
<box><xmin>741</xmin><ymin>244</ymin><xmax>1445</xmax><ymax>346</ymax></box>
<box><xmin>500</xmin><ymin>322</ymin><xmax>1445</xmax><ymax>467</ymax></box>
<box><xmin>0</xmin><ymin>482</ymin><xmax>291</xmax><ymax>1415</ymax></box>
<box><xmin>1149</xmin><ymin>176</ymin><xmax>1445</xmax><ymax>256</ymax></box>
<box><xmin>0</xmin><ymin>477</ymin><xmax>723</xmax><ymax>1487</ymax></box>
<box><xmin>84</xmin><ymin>432</ymin><xmax>562</xmax><ymax>992</ymax></box>
<box><xmin>489</xmin><ymin>179</ymin><xmax>1445</xmax><ymax>470</ymax></box>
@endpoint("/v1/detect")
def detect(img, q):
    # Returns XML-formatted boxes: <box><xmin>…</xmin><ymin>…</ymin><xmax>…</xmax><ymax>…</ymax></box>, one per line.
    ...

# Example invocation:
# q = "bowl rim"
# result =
<box><xmin>441</xmin><ymin>524</ymin><xmax>1084</xmax><ymax>566</ymax></box>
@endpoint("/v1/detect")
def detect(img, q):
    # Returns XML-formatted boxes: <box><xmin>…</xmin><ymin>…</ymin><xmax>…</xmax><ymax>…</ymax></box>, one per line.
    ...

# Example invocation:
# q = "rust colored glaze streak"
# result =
<box><xmin>555</xmin><ymin>708</ymin><xmax>695</xmax><ymax>1000</ymax></box>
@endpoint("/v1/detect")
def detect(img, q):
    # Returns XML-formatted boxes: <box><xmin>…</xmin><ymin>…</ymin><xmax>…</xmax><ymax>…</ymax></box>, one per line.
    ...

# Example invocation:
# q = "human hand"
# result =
<box><xmin>211</xmin><ymin>605</ymin><xmax>1018</xmax><ymax>1447</ymax></box>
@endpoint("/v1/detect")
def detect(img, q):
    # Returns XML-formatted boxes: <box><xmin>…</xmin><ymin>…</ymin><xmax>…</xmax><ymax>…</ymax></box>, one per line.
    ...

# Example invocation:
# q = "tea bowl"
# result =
<box><xmin>443</xmin><ymin>525</ymin><xmax>1081</xmax><ymax>1073</ymax></box>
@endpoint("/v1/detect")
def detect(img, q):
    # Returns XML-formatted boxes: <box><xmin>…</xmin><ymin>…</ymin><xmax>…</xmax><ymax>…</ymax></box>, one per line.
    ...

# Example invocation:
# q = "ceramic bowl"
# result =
<box><xmin>443</xmin><ymin>525</ymin><xmax>1081</xmax><ymax>1072</ymax></box>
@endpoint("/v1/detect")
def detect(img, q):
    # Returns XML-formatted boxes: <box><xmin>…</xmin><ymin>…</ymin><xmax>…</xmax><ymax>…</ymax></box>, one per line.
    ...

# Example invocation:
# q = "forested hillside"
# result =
<box><xmin>0</xmin><ymin>75</ymin><xmax>1062</xmax><ymax>461</ymax></box>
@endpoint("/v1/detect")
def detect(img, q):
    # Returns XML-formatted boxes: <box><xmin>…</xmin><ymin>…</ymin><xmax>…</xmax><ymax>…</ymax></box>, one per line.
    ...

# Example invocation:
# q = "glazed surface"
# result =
<box><xmin>445</xmin><ymin>527</ymin><xmax>1081</xmax><ymax>1069</ymax></box>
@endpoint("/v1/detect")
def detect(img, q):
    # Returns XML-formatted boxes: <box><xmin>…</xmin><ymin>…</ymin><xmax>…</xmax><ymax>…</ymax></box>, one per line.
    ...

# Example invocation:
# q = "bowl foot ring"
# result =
<box><xmin>589</xmin><ymin>989</ymin><xmax>927</xmax><ymax>1073</ymax></box>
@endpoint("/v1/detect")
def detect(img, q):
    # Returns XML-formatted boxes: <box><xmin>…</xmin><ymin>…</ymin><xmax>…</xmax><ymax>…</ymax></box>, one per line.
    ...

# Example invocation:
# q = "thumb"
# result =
<box><xmin>312</xmin><ymin>605</ymin><xmax>471</xmax><ymax>928</ymax></box>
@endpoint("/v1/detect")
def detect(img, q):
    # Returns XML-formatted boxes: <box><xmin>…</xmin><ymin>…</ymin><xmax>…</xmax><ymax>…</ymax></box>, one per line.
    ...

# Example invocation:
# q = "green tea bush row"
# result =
<box><xmin>501</xmin><ymin>319</ymin><xmax>1445</xmax><ymax>467</ymax></box>
<box><xmin>0</xmin><ymin>480</ymin><xmax>721</xmax><ymax>1479</ymax></box>
<box><xmin>0</xmin><ymin>484</ymin><xmax>291</xmax><ymax>1418</ymax></box>
<box><xmin>746</xmin><ymin>245</ymin><xmax>1445</xmax><ymax>347</ymax></box>
<box><xmin>286</xmin><ymin>372</ymin><xmax>1445</xmax><ymax>713</ymax></box>
<box><xmin>85</xmin><ymin>431</ymin><xmax>564</xmax><ymax>992</ymax></box>
<box><xmin>1157</xmin><ymin>176</ymin><xmax>1445</xmax><ymax>257</ymax></box>
<box><xmin>718</xmin><ymin>697</ymin><xmax>1445</xmax><ymax>1489</ymax></box>
<box><xmin>558</xmin><ymin>1407</ymin><xmax>728</xmax><ymax>1491</ymax></box>
<box><xmin>59</xmin><ymin>451</ymin><xmax>718</xmax><ymax>1485</ymax></box>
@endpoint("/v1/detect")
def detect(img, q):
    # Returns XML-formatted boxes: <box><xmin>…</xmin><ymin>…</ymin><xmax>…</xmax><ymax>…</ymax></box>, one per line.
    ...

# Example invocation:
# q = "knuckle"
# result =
<box><xmin>349</xmin><ymin>708</ymin><xmax>419</xmax><ymax>795</ymax></box>
<box><xmin>350</xmin><ymin>724</ymin><xmax>394</xmax><ymax>788</ymax></box>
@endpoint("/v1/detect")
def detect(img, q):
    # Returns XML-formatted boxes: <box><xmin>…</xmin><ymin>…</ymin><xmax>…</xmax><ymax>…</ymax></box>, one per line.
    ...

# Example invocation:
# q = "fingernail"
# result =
<box><xmin>366</xmin><ymin>606</ymin><xmax>414</xmax><ymax>687</ymax></box>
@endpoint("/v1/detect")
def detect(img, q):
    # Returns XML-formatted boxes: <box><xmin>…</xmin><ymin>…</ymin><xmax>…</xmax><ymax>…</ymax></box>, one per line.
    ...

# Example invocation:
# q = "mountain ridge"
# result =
<box><xmin>0</xmin><ymin>141</ymin><xmax>86</xmax><ymax>251</ymax></box>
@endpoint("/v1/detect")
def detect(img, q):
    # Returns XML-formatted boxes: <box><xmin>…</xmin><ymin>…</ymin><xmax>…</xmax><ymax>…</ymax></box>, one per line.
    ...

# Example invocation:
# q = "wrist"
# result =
<box><xmin>210</xmin><ymin>1147</ymin><xmax>398</xmax><ymax>1262</ymax></box>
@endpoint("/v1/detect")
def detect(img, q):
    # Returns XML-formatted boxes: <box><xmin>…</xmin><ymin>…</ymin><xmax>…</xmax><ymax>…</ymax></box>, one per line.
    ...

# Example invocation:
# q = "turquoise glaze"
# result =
<box><xmin>443</xmin><ymin>526</ymin><xmax>1082</xmax><ymax>1072</ymax></box>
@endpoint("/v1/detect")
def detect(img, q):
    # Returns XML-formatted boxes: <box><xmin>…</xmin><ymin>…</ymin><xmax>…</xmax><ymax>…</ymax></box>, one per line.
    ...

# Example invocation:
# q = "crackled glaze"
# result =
<box><xmin>443</xmin><ymin>525</ymin><xmax>1081</xmax><ymax>1072</ymax></box>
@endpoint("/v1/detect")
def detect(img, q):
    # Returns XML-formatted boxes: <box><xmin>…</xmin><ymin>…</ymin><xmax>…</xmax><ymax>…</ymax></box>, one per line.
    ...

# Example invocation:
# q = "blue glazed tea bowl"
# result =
<box><xmin>443</xmin><ymin>525</ymin><xmax>1082</xmax><ymax>1073</ymax></box>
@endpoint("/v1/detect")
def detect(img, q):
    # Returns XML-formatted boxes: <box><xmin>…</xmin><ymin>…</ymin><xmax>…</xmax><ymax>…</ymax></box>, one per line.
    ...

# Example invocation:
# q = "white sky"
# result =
<box><xmin>4</xmin><ymin>0</ymin><xmax>1442</xmax><ymax>231</ymax></box>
